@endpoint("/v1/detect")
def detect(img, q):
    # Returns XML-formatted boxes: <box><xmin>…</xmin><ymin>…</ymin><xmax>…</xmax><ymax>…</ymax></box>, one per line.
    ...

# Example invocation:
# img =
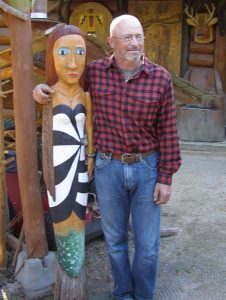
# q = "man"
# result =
<box><xmin>33</xmin><ymin>14</ymin><xmax>181</xmax><ymax>300</ymax></box>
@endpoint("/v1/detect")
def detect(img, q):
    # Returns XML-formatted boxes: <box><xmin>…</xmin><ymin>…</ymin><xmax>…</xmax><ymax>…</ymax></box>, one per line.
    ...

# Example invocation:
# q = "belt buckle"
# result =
<box><xmin>121</xmin><ymin>153</ymin><xmax>139</xmax><ymax>164</ymax></box>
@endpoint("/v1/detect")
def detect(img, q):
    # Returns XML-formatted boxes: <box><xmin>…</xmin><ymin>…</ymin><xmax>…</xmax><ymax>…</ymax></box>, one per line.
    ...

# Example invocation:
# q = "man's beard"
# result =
<box><xmin>125</xmin><ymin>51</ymin><xmax>142</xmax><ymax>62</ymax></box>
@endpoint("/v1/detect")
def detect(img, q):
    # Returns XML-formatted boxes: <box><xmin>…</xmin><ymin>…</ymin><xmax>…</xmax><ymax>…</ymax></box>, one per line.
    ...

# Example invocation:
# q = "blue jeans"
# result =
<box><xmin>94</xmin><ymin>151</ymin><xmax>161</xmax><ymax>300</ymax></box>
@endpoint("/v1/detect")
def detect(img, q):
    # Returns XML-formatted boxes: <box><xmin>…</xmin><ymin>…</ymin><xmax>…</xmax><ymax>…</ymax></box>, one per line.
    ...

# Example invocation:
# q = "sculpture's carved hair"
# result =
<box><xmin>45</xmin><ymin>24</ymin><xmax>87</xmax><ymax>86</ymax></box>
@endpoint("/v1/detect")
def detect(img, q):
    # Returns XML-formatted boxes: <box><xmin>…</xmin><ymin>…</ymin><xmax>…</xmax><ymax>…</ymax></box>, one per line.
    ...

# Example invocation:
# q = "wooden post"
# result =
<box><xmin>7</xmin><ymin>0</ymin><xmax>48</xmax><ymax>258</ymax></box>
<box><xmin>0</xmin><ymin>78</ymin><xmax>6</xmax><ymax>270</ymax></box>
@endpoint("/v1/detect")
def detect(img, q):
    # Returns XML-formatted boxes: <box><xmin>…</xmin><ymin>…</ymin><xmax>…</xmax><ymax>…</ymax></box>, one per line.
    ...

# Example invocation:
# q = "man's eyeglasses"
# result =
<box><xmin>111</xmin><ymin>34</ymin><xmax>145</xmax><ymax>43</ymax></box>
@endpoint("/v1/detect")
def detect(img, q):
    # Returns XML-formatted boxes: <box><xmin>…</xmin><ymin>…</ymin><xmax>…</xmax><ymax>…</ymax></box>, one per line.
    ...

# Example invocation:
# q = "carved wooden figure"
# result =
<box><xmin>183</xmin><ymin>2</ymin><xmax>221</xmax><ymax>93</ymax></box>
<box><xmin>42</xmin><ymin>24</ymin><xmax>94</xmax><ymax>300</ymax></box>
<box><xmin>180</xmin><ymin>2</ymin><xmax>225</xmax><ymax>142</ymax></box>
<box><xmin>184</xmin><ymin>3</ymin><xmax>218</xmax><ymax>44</ymax></box>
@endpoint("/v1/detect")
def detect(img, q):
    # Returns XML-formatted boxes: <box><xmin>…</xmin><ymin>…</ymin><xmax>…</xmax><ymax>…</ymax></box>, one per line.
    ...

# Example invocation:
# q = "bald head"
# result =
<box><xmin>110</xmin><ymin>14</ymin><xmax>143</xmax><ymax>37</ymax></box>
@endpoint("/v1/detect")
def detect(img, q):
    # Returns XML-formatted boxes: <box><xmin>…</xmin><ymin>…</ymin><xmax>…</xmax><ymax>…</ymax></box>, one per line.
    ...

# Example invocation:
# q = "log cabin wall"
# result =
<box><xmin>181</xmin><ymin>0</ymin><xmax>226</xmax><ymax>123</ymax></box>
<box><xmin>128</xmin><ymin>0</ymin><xmax>182</xmax><ymax>75</ymax></box>
<box><xmin>215</xmin><ymin>0</ymin><xmax>226</xmax><ymax>122</ymax></box>
<box><xmin>215</xmin><ymin>0</ymin><xmax>226</xmax><ymax>92</ymax></box>
<box><xmin>1</xmin><ymin>0</ymin><xmax>226</xmax><ymax>121</ymax></box>
<box><xmin>1</xmin><ymin>0</ymin><xmax>226</xmax><ymax>84</ymax></box>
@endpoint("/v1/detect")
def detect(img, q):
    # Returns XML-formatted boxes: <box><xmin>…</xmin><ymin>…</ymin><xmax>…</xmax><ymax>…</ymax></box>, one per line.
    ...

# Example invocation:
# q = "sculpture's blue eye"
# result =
<box><xmin>74</xmin><ymin>47</ymin><xmax>85</xmax><ymax>55</ymax></box>
<box><xmin>57</xmin><ymin>47</ymin><xmax>70</xmax><ymax>55</ymax></box>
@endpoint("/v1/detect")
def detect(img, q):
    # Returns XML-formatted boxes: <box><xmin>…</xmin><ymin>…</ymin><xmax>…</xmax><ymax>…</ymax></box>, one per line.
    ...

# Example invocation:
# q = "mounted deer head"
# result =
<box><xmin>184</xmin><ymin>3</ymin><xmax>218</xmax><ymax>43</ymax></box>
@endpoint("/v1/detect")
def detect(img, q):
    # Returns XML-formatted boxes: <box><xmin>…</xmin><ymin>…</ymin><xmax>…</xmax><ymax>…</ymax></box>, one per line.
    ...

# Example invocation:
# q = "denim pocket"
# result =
<box><xmin>140</xmin><ymin>152</ymin><xmax>159</xmax><ymax>171</ymax></box>
<box><xmin>94</xmin><ymin>152</ymin><xmax>111</xmax><ymax>169</ymax></box>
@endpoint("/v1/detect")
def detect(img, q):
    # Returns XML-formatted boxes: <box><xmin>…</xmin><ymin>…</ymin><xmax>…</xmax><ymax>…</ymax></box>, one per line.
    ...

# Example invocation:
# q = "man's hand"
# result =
<box><xmin>154</xmin><ymin>182</ymin><xmax>171</xmax><ymax>205</ymax></box>
<box><xmin>33</xmin><ymin>83</ymin><xmax>54</xmax><ymax>104</ymax></box>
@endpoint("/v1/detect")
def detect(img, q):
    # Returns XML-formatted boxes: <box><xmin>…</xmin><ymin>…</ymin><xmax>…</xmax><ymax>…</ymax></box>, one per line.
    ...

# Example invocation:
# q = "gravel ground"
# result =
<box><xmin>1</xmin><ymin>149</ymin><xmax>226</xmax><ymax>300</ymax></box>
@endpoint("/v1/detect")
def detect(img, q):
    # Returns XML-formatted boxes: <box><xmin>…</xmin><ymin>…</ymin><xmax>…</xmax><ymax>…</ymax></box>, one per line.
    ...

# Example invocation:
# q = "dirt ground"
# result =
<box><xmin>1</xmin><ymin>149</ymin><xmax>226</xmax><ymax>300</ymax></box>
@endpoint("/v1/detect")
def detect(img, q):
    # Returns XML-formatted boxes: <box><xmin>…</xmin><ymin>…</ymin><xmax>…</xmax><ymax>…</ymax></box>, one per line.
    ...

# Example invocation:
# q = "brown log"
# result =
<box><xmin>0</xmin><ymin>66</ymin><xmax>45</xmax><ymax>81</ymax></box>
<box><xmin>0</xmin><ymin>0</ymin><xmax>28</xmax><ymax>20</ymax></box>
<box><xmin>54</xmin><ymin>264</ymin><xmax>88</xmax><ymax>300</ymax></box>
<box><xmin>7</xmin><ymin>10</ymin><xmax>48</xmax><ymax>258</ymax></box>
<box><xmin>0</xmin><ymin>36</ymin><xmax>10</xmax><ymax>45</ymax></box>
<box><xmin>0</xmin><ymin>14</ymin><xmax>7</xmax><ymax>28</ymax></box>
<box><xmin>214</xmin><ymin>24</ymin><xmax>226</xmax><ymax>92</ymax></box>
<box><xmin>190</xmin><ymin>40</ymin><xmax>215</xmax><ymax>54</ymax></box>
<box><xmin>0</xmin><ymin>77</ymin><xmax>7</xmax><ymax>270</ymax></box>
<box><xmin>189</xmin><ymin>53</ymin><xmax>214</xmax><ymax>67</ymax></box>
<box><xmin>0</xmin><ymin>48</ymin><xmax>11</xmax><ymax>64</ymax></box>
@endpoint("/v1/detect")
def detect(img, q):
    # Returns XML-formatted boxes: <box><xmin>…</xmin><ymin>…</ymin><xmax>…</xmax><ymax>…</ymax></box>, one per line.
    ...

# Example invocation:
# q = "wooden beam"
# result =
<box><xmin>0</xmin><ymin>36</ymin><xmax>10</xmax><ymax>45</ymax></box>
<box><xmin>0</xmin><ymin>31</ymin><xmax>50</xmax><ymax>65</ymax></box>
<box><xmin>0</xmin><ymin>20</ymin><xmax>7</xmax><ymax>28</ymax></box>
<box><xmin>0</xmin><ymin>77</ymin><xmax>7</xmax><ymax>270</ymax></box>
<box><xmin>0</xmin><ymin>0</ymin><xmax>28</xmax><ymax>21</ymax></box>
<box><xmin>0</xmin><ymin>66</ymin><xmax>12</xmax><ymax>80</ymax></box>
<box><xmin>7</xmin><ymin>3</ymin><xmax>48</xmax><ymax>258</ymax></box>
<box><xmin>0</xmin><ymin>65</ymin><xmax>45</xmax><ymax>81</ymax></box>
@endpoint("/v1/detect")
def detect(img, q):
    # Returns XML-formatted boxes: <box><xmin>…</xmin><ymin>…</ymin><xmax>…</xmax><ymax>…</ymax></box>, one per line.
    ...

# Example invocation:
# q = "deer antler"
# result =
<box><xmin>184</xmin><ymin>4</ymin><xmax>198</xmax><ymax>24</ymax></box>
<box><xmin>204</xmin><ymin>3</ymin><xmax>216</xmax><ymax>24</ymax></box>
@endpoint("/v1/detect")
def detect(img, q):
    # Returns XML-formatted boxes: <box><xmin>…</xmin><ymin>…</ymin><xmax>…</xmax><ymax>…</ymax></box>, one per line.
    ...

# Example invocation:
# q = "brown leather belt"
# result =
<box><xmin>100</xmin><ymin>149</ymin><xmax>156</xmax><ymax>164</ymax></box>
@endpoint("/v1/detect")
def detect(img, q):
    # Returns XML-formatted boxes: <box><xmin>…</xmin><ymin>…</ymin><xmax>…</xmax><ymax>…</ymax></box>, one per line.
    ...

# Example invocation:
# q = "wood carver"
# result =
<box><xmin>42</xmin><ymin>24</ymin><xmax>94</xmax><ymax>299</ymax></box>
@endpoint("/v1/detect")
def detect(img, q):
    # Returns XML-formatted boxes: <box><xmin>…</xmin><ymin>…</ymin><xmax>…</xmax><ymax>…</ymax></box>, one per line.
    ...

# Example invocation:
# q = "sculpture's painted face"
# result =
<box><xmin>53</xmin><ymin>34</ymin><xmax>86</xmax><ymax>85</ymax></box>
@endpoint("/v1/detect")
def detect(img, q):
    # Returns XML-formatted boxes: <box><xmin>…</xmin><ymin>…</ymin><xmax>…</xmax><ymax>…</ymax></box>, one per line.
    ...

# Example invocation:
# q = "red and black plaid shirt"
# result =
<box><xmin>85</xmin><ymin>56</ymin><xmax>181</xmax><ymax>185</ymax></box>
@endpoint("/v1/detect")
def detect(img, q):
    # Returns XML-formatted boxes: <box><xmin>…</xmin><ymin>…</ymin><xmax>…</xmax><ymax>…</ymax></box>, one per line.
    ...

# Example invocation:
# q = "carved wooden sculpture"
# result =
<box><xmin>42</xmin><ymin>24</ymin><xmax>93</xmax><ymax>300</ymax></box>
<box><xmin>178</xmin><ymin>2</ymin><xmax>225</xmax><ymax>142</ymax></box>
<box><xmin>184</xmin><ymin>3</ymin><xmax>218</xmax><ymax>44</ymax></box>
<box><xmin>184</xmin><ymin>2</ymin><xmax>221</xmax><ymax>94</ymax></box>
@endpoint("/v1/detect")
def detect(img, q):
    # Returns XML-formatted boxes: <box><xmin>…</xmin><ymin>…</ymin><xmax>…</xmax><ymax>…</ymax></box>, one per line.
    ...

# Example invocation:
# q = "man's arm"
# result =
<box><xmin>154</xmin><ymin>72</ymin><xmax>181</xmax><ymax>205</ymax></box>
<box><xmin>156</xmin><ymin>73</ymin><xmax>181</xmax><ymax>186</ymax></box>
<box><xmin>33</xmin><ymin>83</ymin><xmax>54</xmax><ymax>104</ymax></box>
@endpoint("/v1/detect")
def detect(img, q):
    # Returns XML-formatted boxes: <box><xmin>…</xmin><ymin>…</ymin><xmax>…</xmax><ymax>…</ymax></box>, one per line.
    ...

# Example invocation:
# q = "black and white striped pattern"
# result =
<box><xmin>47</xmin><ymin>103</ymin><xmax>88</xmax><ymax>223</ymax></box>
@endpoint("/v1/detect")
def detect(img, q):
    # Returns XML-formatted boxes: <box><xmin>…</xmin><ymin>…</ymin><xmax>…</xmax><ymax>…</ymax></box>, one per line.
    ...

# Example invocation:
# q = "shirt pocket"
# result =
<box><xmin>90</xmin><ymin>88</ymin><xmax>116</xmax><ymax>108</ymax></box>
<box><xmin>124</xmin><ymin>90</ymin><xmax>160</xmax><ymax>126</ymax></box>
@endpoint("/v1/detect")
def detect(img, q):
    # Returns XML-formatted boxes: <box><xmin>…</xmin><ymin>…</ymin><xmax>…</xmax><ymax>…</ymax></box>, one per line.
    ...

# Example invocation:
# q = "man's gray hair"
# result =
<box><xmin>109</xmin><ymin>14</ymin><xmax>142</xmax><ymax>37</ymax></box>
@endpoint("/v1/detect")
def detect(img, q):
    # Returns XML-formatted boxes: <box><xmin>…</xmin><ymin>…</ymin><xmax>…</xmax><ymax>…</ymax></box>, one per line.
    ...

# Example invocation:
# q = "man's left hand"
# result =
<box><xmin>153</xmin><ymin>183</ymin><xmax>171</xmax><ymax>205</ymax></box>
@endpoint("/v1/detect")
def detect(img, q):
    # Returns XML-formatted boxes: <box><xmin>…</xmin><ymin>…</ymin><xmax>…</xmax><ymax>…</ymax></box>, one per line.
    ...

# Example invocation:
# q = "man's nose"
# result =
<box><xmin>130</xmin><ymin>35</ymin><xmax>139</xmax><ymax>45</ymax></box>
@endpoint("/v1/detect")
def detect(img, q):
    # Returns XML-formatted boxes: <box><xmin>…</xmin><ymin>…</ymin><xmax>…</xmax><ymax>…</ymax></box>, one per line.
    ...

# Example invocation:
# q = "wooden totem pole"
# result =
<box><xmin>184</xmin><ymin>2</ymin><xmax>221</xmax><ymax>93</ymax></box>
<box><xmin>42</xmin><ymin>24</ymin><xmax>93</xmax><ymax>300</ymax></box>
<box><xmin>178</xmin><ymin>2</ymin><xmax>225</xmax><ymax>142</ymax></box>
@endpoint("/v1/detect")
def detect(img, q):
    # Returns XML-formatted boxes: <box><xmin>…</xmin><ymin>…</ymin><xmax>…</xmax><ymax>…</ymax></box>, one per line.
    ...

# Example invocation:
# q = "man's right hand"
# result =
<box><xmin>33</xmin><ymin>83</ymin><xmax>54</xmax><ymax>104</ymax></box>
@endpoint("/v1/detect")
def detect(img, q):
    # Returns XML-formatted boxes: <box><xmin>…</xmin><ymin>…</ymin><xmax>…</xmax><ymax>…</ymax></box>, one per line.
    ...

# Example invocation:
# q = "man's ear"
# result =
<box><xmin>107</xmin><ymin>37</ymin><xmax>114</xmax><ymax>49</ymax></box>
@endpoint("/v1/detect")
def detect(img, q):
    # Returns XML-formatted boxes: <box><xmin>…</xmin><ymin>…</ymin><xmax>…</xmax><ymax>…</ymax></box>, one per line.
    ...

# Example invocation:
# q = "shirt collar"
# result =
<box><xmin>103</xmin><ymin>55</ymin><xmax>154</xmax><ymax>75</ymax></box>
